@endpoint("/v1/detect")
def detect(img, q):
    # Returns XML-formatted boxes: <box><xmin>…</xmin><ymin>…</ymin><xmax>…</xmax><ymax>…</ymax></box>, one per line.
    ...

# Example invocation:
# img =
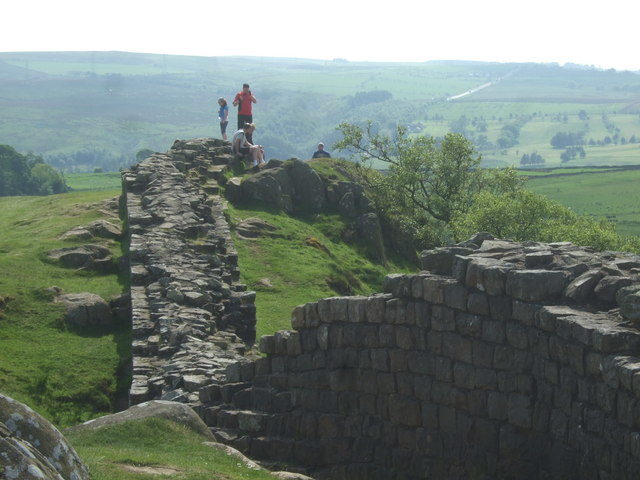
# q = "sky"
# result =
<box><xmin>2</xmin><ymin>0</ymin><xmax>639</xmax><ymax>70</ymax></box>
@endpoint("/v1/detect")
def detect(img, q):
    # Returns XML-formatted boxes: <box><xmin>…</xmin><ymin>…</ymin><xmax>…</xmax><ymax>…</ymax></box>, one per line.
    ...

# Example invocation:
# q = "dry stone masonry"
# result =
<box><xmin>122</xmin><ymin>139</ymin><xmax>640</xmax><ymax>479</ymax></box>
<box><xmin>122</xmin><ymin>138</ymin><xmax>258</xmax><ymax>407</ymax></box>
<box><xmin>203</xmin><ymin>235</ymin><xmax>640</xmax><ymax>479</ymax></box>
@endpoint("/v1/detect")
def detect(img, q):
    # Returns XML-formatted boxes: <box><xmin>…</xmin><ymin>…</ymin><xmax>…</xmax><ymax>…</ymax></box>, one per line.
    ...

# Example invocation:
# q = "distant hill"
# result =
<box><xmin>1</xmin><ymin>51</ymin><xmax>640</xmax><ymax>171</ymax></box>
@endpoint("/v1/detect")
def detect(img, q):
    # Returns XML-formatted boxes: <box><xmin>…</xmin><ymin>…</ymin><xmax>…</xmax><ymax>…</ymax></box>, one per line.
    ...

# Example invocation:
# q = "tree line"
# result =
<box><xmin>334</xmin><ymin>122</ymin><xmax>640</xmax><ymax>254</ymax></box>
<box><xmin>0</xmin><ymin>145</ymin><xmax>67</xmax><ymax>196</ymax></box>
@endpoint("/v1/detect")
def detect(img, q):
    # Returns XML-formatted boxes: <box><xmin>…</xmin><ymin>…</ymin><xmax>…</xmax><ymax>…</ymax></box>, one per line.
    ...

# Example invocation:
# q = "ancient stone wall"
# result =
<box><xmin>122</xmin><ymin>139</ymin><xmax>640</xmax><ymax>479</ymax></box>
<box><xmin>204</xmin><ymin>237</ymin><xmax>640</xmax><ymax>479</ymax></box>
<box><xmin>122</xmin><ymin>138</ymin><xmax>258</xmax><ymax>407</ymax></box>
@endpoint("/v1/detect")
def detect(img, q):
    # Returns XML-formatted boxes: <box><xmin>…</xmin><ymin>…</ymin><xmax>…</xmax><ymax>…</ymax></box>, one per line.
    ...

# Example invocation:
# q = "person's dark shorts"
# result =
<box><xmin>238</xmin><ymin>114</ymin><xmax>252</xmax><ymax>130</ymax></box>
<box><xmin>220</xmin><ymin>121</ymin><xmax>228</xmax><ymax>134</ymax></box>
<box><xmin>239</xmin><ymin>147</ymin><xmax>251</xmax><ymax>155</ymax></box>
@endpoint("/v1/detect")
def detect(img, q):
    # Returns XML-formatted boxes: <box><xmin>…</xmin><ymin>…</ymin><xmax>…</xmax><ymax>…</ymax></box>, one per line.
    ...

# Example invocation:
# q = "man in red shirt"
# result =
<box><xmin>233</xmin><ymin>83</ymin><xmax>257</xmax><ymax>141</ymax></box>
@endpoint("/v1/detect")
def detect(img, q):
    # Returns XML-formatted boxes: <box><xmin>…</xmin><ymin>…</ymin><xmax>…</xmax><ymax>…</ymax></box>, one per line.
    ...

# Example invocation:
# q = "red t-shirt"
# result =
<box><xmin>234</xmin><ymin>91</ymin><xmax>254</xmax><ymax>115</ymax></box>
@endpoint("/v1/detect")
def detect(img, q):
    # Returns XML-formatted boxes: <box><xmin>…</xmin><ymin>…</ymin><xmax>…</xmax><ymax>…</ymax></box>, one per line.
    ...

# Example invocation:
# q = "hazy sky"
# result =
<box><xmin>3</xmin><ymin>0</ymin><xmax>639</xmax><ymax>70</ymax></box>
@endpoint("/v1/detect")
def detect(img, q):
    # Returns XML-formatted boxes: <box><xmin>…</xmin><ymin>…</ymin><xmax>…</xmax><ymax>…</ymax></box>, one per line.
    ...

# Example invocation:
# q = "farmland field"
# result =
<box><xmin>524</xmin><ymin>166</ymin><xmax>640</xmax><ymax>236</ymax></box>
<box><xmin>3</xmin><ymin>52</ymin><xmax>640</xmax><ymax>172</ymax></box>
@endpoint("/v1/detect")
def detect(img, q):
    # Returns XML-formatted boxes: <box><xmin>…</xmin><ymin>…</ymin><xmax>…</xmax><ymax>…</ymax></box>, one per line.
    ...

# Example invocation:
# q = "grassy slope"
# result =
<box><xmin>0</xmin><ymin>186</ymin><xmax>129</xmax><ymax>427</ymax></box>
<box><xmin>229</xmin><ymin>204</ymin><xmax>414</xmax><ymax>338</ymax></box>
<box><xmin>67</xmin><ymin>417</ymin><xmax>275</xmax><ymax>480</ymax></box>
<box><xmin>525</xmin><ymin>167</ymin><xmax>640</xmax><ymax>236</ymax></box>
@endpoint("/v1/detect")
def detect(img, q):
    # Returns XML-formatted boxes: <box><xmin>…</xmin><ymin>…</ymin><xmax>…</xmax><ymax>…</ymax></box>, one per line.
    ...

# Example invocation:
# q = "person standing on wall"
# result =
<box><xmin>217</xmin><ymin>97</ymin><xmax>229</xmax><ymax>141</ymax></box>
<box><xmin>312</xmin><ymin>142</ymin><xmax>332</xmax><ymax>159</ymax></box>
<box><xmin>233</xmin><ymin>83</ymin><xmax>257</xmax><ymax>142</ymax></box>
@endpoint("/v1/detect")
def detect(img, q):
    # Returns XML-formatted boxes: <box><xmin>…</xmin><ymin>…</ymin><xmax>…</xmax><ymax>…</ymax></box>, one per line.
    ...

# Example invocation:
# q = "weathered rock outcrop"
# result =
<box><xmin>46</xmin><ymin>244</ymin><xmax>113</xmax><ymax>272</ymax></box>
<box><xmin>230</xmin><ymin>158</ymin><xmax>406</xmax><ymax>263</ymax></box>
<box><xmin>60</xmin><ymin>220</ymin><xmax>122</xmax><ymax>241</ymax></box>
<box><xmin>122</xmin><ymin>138</ymin><xmax>258</xmax><ymax>408</ymax></box>
<box><xmin>0</xmin><ymin>393</ymin><xmax>89</xmax><ymax>480</ymax></box>
<box><xmin>67</xmin><ymin>400</ymin><xmax>213</xmax><ymax>439</ymax></box>
<box><xmin>55</xmin><ymin>292</ymin><xmax>113</xmax><ymax>328</ymax></box>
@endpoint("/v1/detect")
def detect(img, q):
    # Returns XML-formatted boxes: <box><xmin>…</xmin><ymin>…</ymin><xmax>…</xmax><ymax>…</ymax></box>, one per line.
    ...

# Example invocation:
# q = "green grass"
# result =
<box><xmin>67</xmin><ymin>417</ymin><xmax>275</xmax><ymax>480</ymax></box>
<box><xmin>65</xmin><ymin>172</ymin><xmax>122</xmax><ymax>191</ymax></box>
<box><xmin>0</xmin><ymin>188</ymin><xmax>129</xmax><ymax>427</ymax></box>
<box><xmin>227</xmin><ymin>203</ymin><xmax>414</xmax><ymax>338</ymax></box>
<box><xmin>525</xmin><ymin>167</ymin><xmax>640</xmax><ymax>236</ymax></box>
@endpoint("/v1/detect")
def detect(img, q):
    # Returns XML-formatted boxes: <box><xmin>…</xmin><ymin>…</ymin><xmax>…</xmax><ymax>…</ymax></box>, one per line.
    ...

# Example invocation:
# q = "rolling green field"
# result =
<box><xmin>524</xmin><ymin>166</ymin><xmax>640</xmax><ymax>236</ymax></box>
<box><xmin>3</xmin><ymin>52</ymin><xmax>640</xmax><ymax>171</ymax></box>
<box><xmin>0</xmin><ymin>188</ymin><xmax>128</xmax><ymax>427</ymax></box>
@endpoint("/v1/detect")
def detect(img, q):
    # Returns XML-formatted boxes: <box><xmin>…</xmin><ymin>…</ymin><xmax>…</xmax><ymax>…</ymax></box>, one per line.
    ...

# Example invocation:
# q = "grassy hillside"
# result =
<box><xmin>2</xmin><ymin>52</ymin><xmax>640</xmax><ymax>171</ymax></box>
<box><xmin>228</xmin><ymin>203</ymin><xmax>414</xmax><ymax>338</ymax></box>
<box><xmin>68</xmin><ymin>417</ymin><xmax>275</xmax><ymax>480</ymax></box>
<box><xmin>0</xmin><ymin>186</ymin><xmax>128</xmax><ymax>427</ymax></box>
<box><xmin>524</xmin><ymin>166</ymin><xmax>640</xmax><ymax>236</ymax></box>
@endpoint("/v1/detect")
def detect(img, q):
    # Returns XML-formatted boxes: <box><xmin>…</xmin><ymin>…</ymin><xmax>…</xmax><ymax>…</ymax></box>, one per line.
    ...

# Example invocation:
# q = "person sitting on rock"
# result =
<box><xmin>312</xmin><ymin>142</ymin><xmax>331</xmax><ymax>159</ymax></box>
<box><xmin>232</xmin><ymin>123</ymin><xmax>265</xmax><ymax>168</ymax></box>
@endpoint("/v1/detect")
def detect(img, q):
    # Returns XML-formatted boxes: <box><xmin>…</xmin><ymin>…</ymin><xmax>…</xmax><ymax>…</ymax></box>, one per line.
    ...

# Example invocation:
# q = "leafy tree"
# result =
<box><xmin>0</xmin><ymin>144</ymin><xmax>67</xmax><ymax>196</ymax></box>
<box><xmin>30</xmin><ymin>163</ymin><xmax>67</xmax><ymax>194</ymax></box>
<box><xmin>452</xmin><ymin>189</ymin><xmax>640</xmax><ymax>253</ymax></box>
<box><xmin>550</xmin><ymin>132</ymin><xmax>584</xmax><ymax>148</ymax></box>
<box><xmin>578</xmin><ymin>110</ymin><xmax>589</xmax><ymax>121</ymax></box>
<box><xmin>334</xmin><ymin>122</ymin><xmax>523</xmax><ymax>248</ymax></box>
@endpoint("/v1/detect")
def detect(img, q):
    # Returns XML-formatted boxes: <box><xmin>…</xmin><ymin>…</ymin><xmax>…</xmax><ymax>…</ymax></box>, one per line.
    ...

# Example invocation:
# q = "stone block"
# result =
<box><xmin>414</xmin><ymin>375</ymin><xmax>433</xmax><ymax>400</ymax></box>
<box><xmin>420</xmin><ymin>247</ymin><xmax>473</xmax><ymax>275</ymax></box>
<box><xmin>396</xmin><ymin>326</ymin><xmax>415</xmax><ymax>350</ymax></box>
<box><xmin>467</xmin><ymin>293</ymin><xmax>490</xmax><ymax>315</ymax></box>
<box><xmin>423</xmin><ymin>276</ymin><xmax>446</xmax><ymax>304</ymax></box>
<box><xmin>383</xmin><ymin>273</ymin><xmax>411</xmax><ymax>297</ymax></box>
<box><xmin>259</xmin><ymin>335</ymin><xmax>276</xmax><ymax>354</ymax></box>
<box><xmin>377</xmin><ymin>372</ymin><xmax>396</xmax><ymax>394</ymax></box>
<box><xmin>304</xmin><ymin>302</ymin><xmax>321</xmax><ymax>327</ymax></box>
<box><xmin>411</xmin><ymin>275</ymin><xmax>425</xmax><ymax>299</ymax></box>
<box><xmin>475</xmin><ymin>368</ymin><xmax>498</xmax><ymax>390</ymax></box>
<box><xmin>618</xmin><ymin>286</ymin><xmax>640</xmax><ymax>322</ymax></box>
<box><xmin>431</xmin><ymin>305</ymin><xmax>455</xmax><ymax>331</ymax></box>
<box><xmin>379</xmin><ymin>324</ymin><xmax>396</xmax><ymax>348</ymax></box>
<box><xmin>444</xmin><ymin>282</ymin><xmax>468</xmax><ymax>311</ymax></box>
<box><xmin>473</xmin><ymin>340</ymin><xmax>494</xmax><ymax>369</ymax></box>
<box><xmin>511</xmin><ymin>300</ymin><xmax>539</xmax><ymax>325</ymax></box>
<box><xmin>442</xmin><ymin>332</ymin><xmax>472</xmax><ymax>363</ymax></box>
<box><xmin>508</xmin><ymin>393</ymin><xmax>532</xmax><ymax>428</ymax></box>
<box><xmin>487</xmin><ymin>392</ymin><xmax>508</xmax><ymax>420</ymax></box>
<box><xmin>371</xmin><ymin>348</ymin><xmax>389</xmax><ymax>371</ymax></box>
<box><xmin>317</xmin><ymin>324</ymin><xmax>329</xmax><ymax>350</ymax></box>
<box><xmin>506</xmin><ymin>269</ymin><xmax>569</xmax><ymax>302</ymax></box>
<box><xmin>594</xmin><ymin>276</ymin><xmax>634</xmax><ymax>304</ymax></box>
<box><xmin>347</xmin><ymin>296</ymin><xmax>367</xmax><ymax>322</ymax></box>
<box><xmin>564</xmin><ymin>270</ymin><xmax>604</xmax><ymax>303</ymax></box>
<box><xmin>505</xmin><ymin>322</ymin><xmax>528</xmax><ymax>349</ymax></box>
<box><xmin>389</xmin><ymin>349</ymin><xmax>408</xmax><ymax>372</ymax></box>
<box><xmin>489</xmin><ymin>295</ymin><xmax>512</xmax><ymax>321</ymax></box>
<box><xmin>291</xmin><ymin>305</ymin><xmax>305</xmax><ymax>330</ymax></box>
<box><xmin>453</xmin><ymin>362</ymin><xmax>475</xmax><ymax>389</ymax></box>
<box><xmin>456</xmin><ymin>313</ymin><xmax>482</xmax><ymax>337</ymax></box>
<box><xmin>482</xmin><ymin>320</ymin><xmax>505</xmax><ymax>344</ymax></box>
<box><xmin>365</xmin><ymin>294</ymin><xmax>389</xmax><ymax>323</ymax></box>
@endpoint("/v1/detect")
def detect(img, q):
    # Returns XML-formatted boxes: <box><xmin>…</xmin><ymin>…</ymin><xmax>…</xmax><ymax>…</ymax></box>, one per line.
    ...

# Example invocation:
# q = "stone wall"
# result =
<box><xmin>122</xmin><ymin>138</ymin><xmax>258</xmax><ymax>406</ymax></box>
<box><xmin>122</xmin><ymin>139</ymin><xmax>640</xmax><ymax>478</ymax></box>
<box><xmin>204</xmin><ymin>236</ymin><xmax>640</xmax><ymax>479</ymax></box>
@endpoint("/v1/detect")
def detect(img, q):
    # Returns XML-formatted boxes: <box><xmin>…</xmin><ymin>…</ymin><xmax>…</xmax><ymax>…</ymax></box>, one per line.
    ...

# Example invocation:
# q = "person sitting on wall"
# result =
<box><xmin>232</xmin><ymin>123</ymin><xmax>265</xmax><ymax>168</ymax></box>
<box><xmin>312</xmin><ymin>142</ymin><xmax>331</xmax><ymax>159</ymax></box>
